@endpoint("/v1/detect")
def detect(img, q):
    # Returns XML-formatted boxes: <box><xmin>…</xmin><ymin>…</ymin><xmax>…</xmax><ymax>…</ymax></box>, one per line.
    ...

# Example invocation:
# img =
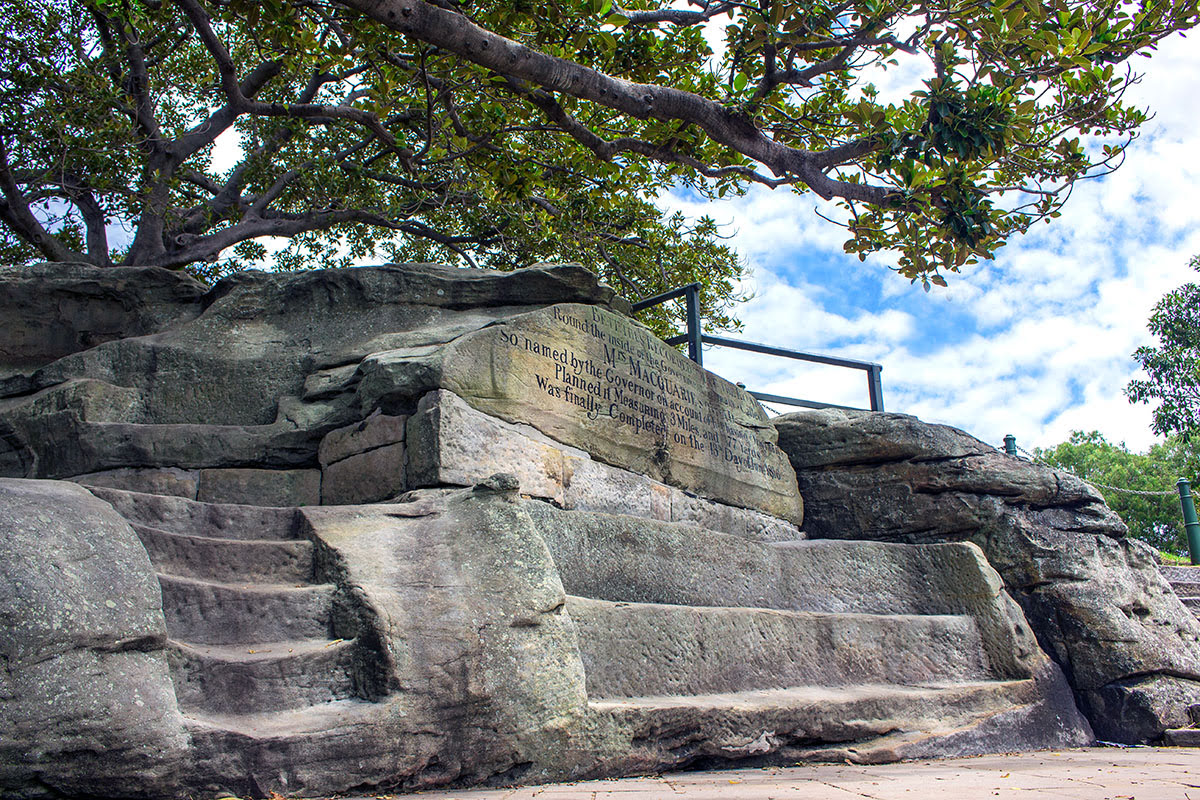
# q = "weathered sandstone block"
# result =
<box><xmin>319</xmin><ymin>413</ymin><xmax>409</xmax><ymax>504</ymax></box>
<box><xmin>408</xmin><ymin>389</ymin><xmax>802</xmax><ymax>542</ymax></box>
<box><xmin>0</xmin><ymin>479</ymin><xmax>187</xmax><ymax>799</ymax></box>
<box><xmin>437</xmin><ymin>304</ymin><xmax>803</xmax><ymax>524</ymax></box>
<box><xmin>0</xmin><ymin>262</ymin><xmax>205</xmax><ymax>381</ymax></box>
<box><xmin>0</xmin><ymin>263</ymin><xmax>631</xmax><ymax>480</ymax></box>
<box><xmin>196</xmin><ymin>467</ymin><xmax>321</xmax><ymax>506</ymax></box>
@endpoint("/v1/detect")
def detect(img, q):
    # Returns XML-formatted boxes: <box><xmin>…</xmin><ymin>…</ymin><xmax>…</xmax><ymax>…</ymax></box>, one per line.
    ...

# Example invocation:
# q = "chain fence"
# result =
<box><xmin>1002</xmin><ymin>442</ymin><xmax>1180</xmax><ymax>497</ymax></box>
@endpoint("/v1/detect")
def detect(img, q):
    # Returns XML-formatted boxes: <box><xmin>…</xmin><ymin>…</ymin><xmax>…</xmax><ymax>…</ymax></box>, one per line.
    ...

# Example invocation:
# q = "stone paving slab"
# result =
<box><xmin>375</xmin><ymin>748</ymin><xmax>1200</xmax><ymax>800</ymax></box>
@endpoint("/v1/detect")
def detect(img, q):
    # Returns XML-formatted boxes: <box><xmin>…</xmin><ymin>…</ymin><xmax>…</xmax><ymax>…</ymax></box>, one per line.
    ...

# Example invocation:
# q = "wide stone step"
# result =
<box><xmin>168</xmin><ymin>638</ymin><xmax>357</xmax><ymax>714</ymax></box>
<box><xmin>1163</xmin><ymin>727</ymin><xmax>1200</xmax><ymax>746</ymax></box>
<box><xmin>159</xmin><ymin>574</ymin><xmax>337</xmax><ymax>645</ymax></box>
<box><xmin>1169</xmin><ymin>580</ymin><xmax>1200</xmax><ymax>598</ymax></box>
<box><xmin>133</xmin><ymin>523</ymin><xmax>315</xmax><ymax>584</ymax></box>
<box><xmin>184</xmin><ymin>699</ymin><xmax>398</xmax><ymax>797</ymax></box>
<box><xmin>567</xmin><ymin>596</ymin><xmax>991</xmax><ymax>699</ymax></box>
<box><xmin>528</xmin><ymin>504</ymin><xmax>994</xmax><ymax>616</ymax></box>
<box><xmin>88</xmin><ymin>485</ymin><xmax>299</xmax><ymax>540</ymax></box>
<box><xmin>1159</xmin><ymin>565</ymin><xmax>1200</xmax><ymax>583</ymax></box>
<box><xmin>587</xmin><ymin>677</ymin><xmax>1075</xmax><ymax>768</ymax></box>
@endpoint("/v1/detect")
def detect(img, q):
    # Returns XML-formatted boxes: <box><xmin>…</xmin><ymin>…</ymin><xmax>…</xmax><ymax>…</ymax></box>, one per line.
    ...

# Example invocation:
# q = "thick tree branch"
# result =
<box><xmin>611</xmin><ymin>1</ymin><xmax>736</xmax><ymax>27</ymax></box>
<box><xmin>66</xmin><ymin>186</ymin><xmax>111</xmax><ymax>265</ymax></box>
<box><xmin>163</xmin><ymin>205</ymin><xmax>500</xmax><ymax>269</ymax></box>
<box><xmin>336</xmin><ymin>0</ymin><xmax>897</xmax><ymax>205</ymax></box>
<box><xmin>523</xmin><ymin>84</ymin><xmax>793</xmax><ymax>188</ymax></box>
<box><xmin>172</xmin><ymin>60</ymin><xmax>284</xmax><ymax>162</ymax></box>
<box><xmin>0</xmin><ymin>142</ymin><xmax>88</xmax><ymax>264</ymax></box>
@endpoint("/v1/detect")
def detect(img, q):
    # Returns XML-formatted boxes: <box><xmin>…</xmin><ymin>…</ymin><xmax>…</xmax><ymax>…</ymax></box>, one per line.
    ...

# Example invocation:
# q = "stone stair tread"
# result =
<box><xmin>158</xmin><ymin>573</ymin><xmax>338</xmax><ymax>645</ymax></box>
<box><xmin>531</xmin><ymin>503</ymin><xmax>991</xmax><ymax>617</ymax></box>
<box><xmin>133</xmin><ymin>523</ymin><xmax>315</xmax><ymax>583</ymax></box>
<box><xmin>1159</xmin><ymin>565</ymin><xmax>1200</xmax><ymax>583</ymax></box>
<box><xmin>588</xmin><ymin>680</ymin><xmax>1029</xmax><ymax>712</ymax></box>
<box><xmin>169</xmin><ymin>637</ymin><xmax>352</xmax><ymax>663</ymax></box>
<box><xmin>131</xmin><ymin>521</ymin><xmax>308</xmax><ymax>548</ymax></box>
<box><xmin>1163</xmin><ymin>727</ymin><xmax>1200</xmax><ymax>746</ymax></box>
<box><xmin>184</xmin><ymin>698</ymin><xmax>381</xmax><ymax>738</ymax></box>
<box><xmin>157</xmin><ymin>571</ymin><xmax>325</xmax><ymax>593</ymax></box>
<box><xmin>86</xmin><ymin>485</ymin><xmax>299</xmax><ymax>539</ymax></box>
<box><xmin>570</xmin><ymin>595</ymin><xmax>970</xmax><ymax>623</ymax></box>
<box><xmin>168</xmin><ymin>637</ymin><xmax>359</xmax><ymax>714</ymax></box>
<box><xmin>568</xmin><ymin>596</ymin><xmax>992</xmax><ymax>698</ymax></box>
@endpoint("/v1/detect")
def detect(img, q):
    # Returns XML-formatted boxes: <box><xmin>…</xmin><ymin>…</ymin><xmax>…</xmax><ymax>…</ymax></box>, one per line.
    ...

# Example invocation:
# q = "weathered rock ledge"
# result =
<box><xmin>775</xmin><ymin>408</ymin><xmax>1200</xmax><ymax>742</ymax></box>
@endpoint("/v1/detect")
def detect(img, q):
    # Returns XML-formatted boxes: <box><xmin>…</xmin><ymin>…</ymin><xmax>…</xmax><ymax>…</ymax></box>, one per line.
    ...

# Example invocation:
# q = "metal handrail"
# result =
<box><xmin>633</xmin><ymin>282</ymin><xmax>885</xmax><ymax>412</ymax></box>
<box><xmin>632</xmin><ymin>282</ymin><xmax>702</xmax><ymax>363</ymax></box>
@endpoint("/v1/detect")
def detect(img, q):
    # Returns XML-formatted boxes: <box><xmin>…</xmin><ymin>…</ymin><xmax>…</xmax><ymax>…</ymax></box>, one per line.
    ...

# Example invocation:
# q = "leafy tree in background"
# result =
<box><xmin>0</xmin><ymin>0</ymin><xmax>746</xmax><ymax>334</ymax></box>
<box><xmin>1036</xmin><ymin>430</ymin><xmax>1200</xmax><ymax>556</ymax></box>
<box><xmin>1</xmin><ymin>0</ymin><xmax>1195</xmax><ymax>319</ymax></box>
<box><xmin>1127</xmin><ymin>256</ymin><xmax>1200</xmax><ymax>440</ymax></box>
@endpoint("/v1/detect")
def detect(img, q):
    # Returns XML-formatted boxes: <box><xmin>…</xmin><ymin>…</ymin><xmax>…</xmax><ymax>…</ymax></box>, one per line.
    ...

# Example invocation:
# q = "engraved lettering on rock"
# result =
<box><xmin>495</xmin><ymin>306</ymin><xmax>786</xmax><ymax>484</ymax></box>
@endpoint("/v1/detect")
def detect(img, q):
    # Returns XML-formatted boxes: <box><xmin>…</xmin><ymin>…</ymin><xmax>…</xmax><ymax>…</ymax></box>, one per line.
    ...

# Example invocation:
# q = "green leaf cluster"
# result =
<box><xmin>1</xmin><ymin>0</ymin><xmax>1196</xmax><ymax>298</ymax></box>
<box><xmin>1127</xmin><ymin>256</ymin><xmax>1200</xmax><ymax>441</ymax></box>
<box><xmin>1035</xmin><ymin>430</ymin><xmax>1200</xmax><ymax>556</ymax></box>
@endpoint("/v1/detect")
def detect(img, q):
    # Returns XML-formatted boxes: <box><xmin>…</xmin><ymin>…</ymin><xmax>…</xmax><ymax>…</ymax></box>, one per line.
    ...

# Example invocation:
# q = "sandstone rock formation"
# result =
<box><xmin>775</xmin><ymin>408</ymin><xmax>1200</xmax><ymax>743</ymax></box>
<box><xmin>0</xmin><ymin>262</ymin><xmax>1098</xmax><ymax>798</ymax></box>
<box><xmin>0</xmin><ymin>479</ymin><xmax>188</xmax><ymax>798</ymax></box>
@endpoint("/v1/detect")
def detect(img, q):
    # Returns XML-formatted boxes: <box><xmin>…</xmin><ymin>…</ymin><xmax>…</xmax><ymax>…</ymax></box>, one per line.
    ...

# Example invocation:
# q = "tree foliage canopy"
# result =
<box><xmin>1035</xmin><ymin>430</ymin><xmax>1199</xmax><ymax>555</ymax></box>
<box><xmin>1127</xmin><ymin>256</ymin><xmax>1200</xmax><ymax>440</ymax></box>
<box><xmin>1</xmin><ymin>0</ymin><xmax>1195</xmax><ymax>305</ymax></box>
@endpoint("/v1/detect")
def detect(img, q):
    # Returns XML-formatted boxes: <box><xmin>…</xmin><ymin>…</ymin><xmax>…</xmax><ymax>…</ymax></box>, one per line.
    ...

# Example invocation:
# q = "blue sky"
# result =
<box><xmin>661</xmin><ymin>33</ymin><xmax>1200</xmax><ymax>454</ymax></box>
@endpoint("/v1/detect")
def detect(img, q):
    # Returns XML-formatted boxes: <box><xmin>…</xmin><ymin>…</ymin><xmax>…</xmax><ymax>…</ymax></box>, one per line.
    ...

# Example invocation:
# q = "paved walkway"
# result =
<box><xmin>389</xmin><ymin>748</ymin><xmax>1200</xmax><ymax>800</ymax></box>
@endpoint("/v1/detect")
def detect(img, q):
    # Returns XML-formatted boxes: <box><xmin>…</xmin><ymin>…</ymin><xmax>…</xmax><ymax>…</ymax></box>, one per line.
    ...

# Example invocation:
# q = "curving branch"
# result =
<box><xmin>0</xmin><ymin>142</ymin><xmax>88</xmax><ymax>264</ymax></box>
<box><xmin>611</xmin><ymin>1</ymin><xmax>736</xmax><ymax>27</ymax></box>
<box><xmin>177</xmin><ymin>0</ymin><xmax>414</xmax><ymax>164</ymax></box>
<box><xmin>336</xmin><ymin>0</ymin><xmax>898</xmax><ymax>206</ymax></box>
<box><xmin>520</xmin><ymin>83</ymin><xmax>794</xmax><ymax>187</ymax></box>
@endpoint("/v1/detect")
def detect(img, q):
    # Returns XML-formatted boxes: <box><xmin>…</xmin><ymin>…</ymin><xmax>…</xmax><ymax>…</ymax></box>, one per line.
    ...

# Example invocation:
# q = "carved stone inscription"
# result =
<box><xmin>441</xmin><ymin>304</ymin><xmax>803</xmax><ymax>523</ymax></box>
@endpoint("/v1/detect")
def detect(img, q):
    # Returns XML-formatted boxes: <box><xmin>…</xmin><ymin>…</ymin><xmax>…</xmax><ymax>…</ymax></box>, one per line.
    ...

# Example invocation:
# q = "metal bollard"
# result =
<box><xmin>1179</xmin><ymin>478</ymin><xmax>1200</xmax><ymax>566</ymax></box>
<box><xmin>1004</xmin><ymin>434</ymin><xmax>1017</xmax><ymax>457</ymax></box>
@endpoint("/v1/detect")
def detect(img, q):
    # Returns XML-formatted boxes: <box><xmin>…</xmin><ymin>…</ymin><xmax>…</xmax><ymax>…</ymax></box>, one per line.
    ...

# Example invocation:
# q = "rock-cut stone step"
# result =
<box><xmin>87</xmin><ymin>485</ymin><xmax>301</xmax><ymax>540</ymax></box>
<box><xmin>132</xmin><ymin>523</ymin><xmax>315</xmax><ymax>584</ymax></box>
<box><xmin>567</xmin><ymin>596</ymin><xmax>991</xmax><ymax>699</ymax></box>
<box><xmin>168</xmin><ymin>639</ymin><xmax>358</xmax><ymax>714</ymax></box>
<box><xmin>158</xmin><ymin>574</ymin><xmax>339</xmax><ymax>646</ymax></box>
<box><xmin>84</xmin><ymin>485</ymin><xmax>381</xmax><ymax>729</ymax></box>
<box><xmin>588</xmin><ymin>676</ymin><xmax>1075</xmax><ymax>770</ymax></box>
<box><xmin>1157</xmin><ymin>564</ymin><xmax>1200</xmax><ymax>620</ymax></box>
<box><xmin>183</xmin><ymin>699</ymin><xmax>397</xmax><ymax>796</ymax></box>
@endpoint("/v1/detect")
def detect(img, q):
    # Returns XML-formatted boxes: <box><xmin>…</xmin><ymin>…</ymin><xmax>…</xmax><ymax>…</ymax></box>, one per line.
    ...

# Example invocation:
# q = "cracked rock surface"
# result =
<box><xmin>775</xmin><ymin>408</ymin><xmax>1200</xmax><ymax>742</ymax></box>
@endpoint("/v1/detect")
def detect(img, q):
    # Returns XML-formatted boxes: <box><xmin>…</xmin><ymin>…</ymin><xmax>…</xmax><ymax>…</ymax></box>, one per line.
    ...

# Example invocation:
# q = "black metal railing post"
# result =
<box><xmin>632</xmin><ymin>281</ymin><xmax>885</xmax><ymax>413</ymax></box>
<box><xmin>684</xmin><ymin>283</ymin><xmax>702</xmax><ymax>367</ymax></box>
<box><xmin>867</xmin><ymin>363</ymin><xmax>884</xmax><ymax>412</ymax></box>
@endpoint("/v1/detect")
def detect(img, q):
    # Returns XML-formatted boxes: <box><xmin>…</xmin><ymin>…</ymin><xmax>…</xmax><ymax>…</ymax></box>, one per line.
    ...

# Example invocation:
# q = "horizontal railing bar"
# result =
<box><xmin>631</xmin><ymin>282</ymin><xmax>702</xmax><ymax>312</ymax></box>
<box><xmin>701</xmin><ymin>334</ymin><xmax>881</xmax><ymax>372</ymax></box>
<box><xmin>748</xmin><ymin>391</ymin><xmax>867</xmax><ymax>412</ymax></box>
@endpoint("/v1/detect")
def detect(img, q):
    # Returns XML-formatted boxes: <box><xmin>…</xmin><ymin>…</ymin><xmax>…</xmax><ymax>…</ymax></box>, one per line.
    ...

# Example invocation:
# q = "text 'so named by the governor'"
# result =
<box><xmin>493</xmin><ymin>305</ymin><xmax>786</xmax><ymax>483</ymax></box>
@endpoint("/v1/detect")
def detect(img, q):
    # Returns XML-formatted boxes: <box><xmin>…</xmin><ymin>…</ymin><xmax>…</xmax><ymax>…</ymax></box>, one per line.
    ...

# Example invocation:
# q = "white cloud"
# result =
<box><xmin>667</xmin><ymin>34</ymin><xmax>1200</xmax><ymax>456</ymax></box>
